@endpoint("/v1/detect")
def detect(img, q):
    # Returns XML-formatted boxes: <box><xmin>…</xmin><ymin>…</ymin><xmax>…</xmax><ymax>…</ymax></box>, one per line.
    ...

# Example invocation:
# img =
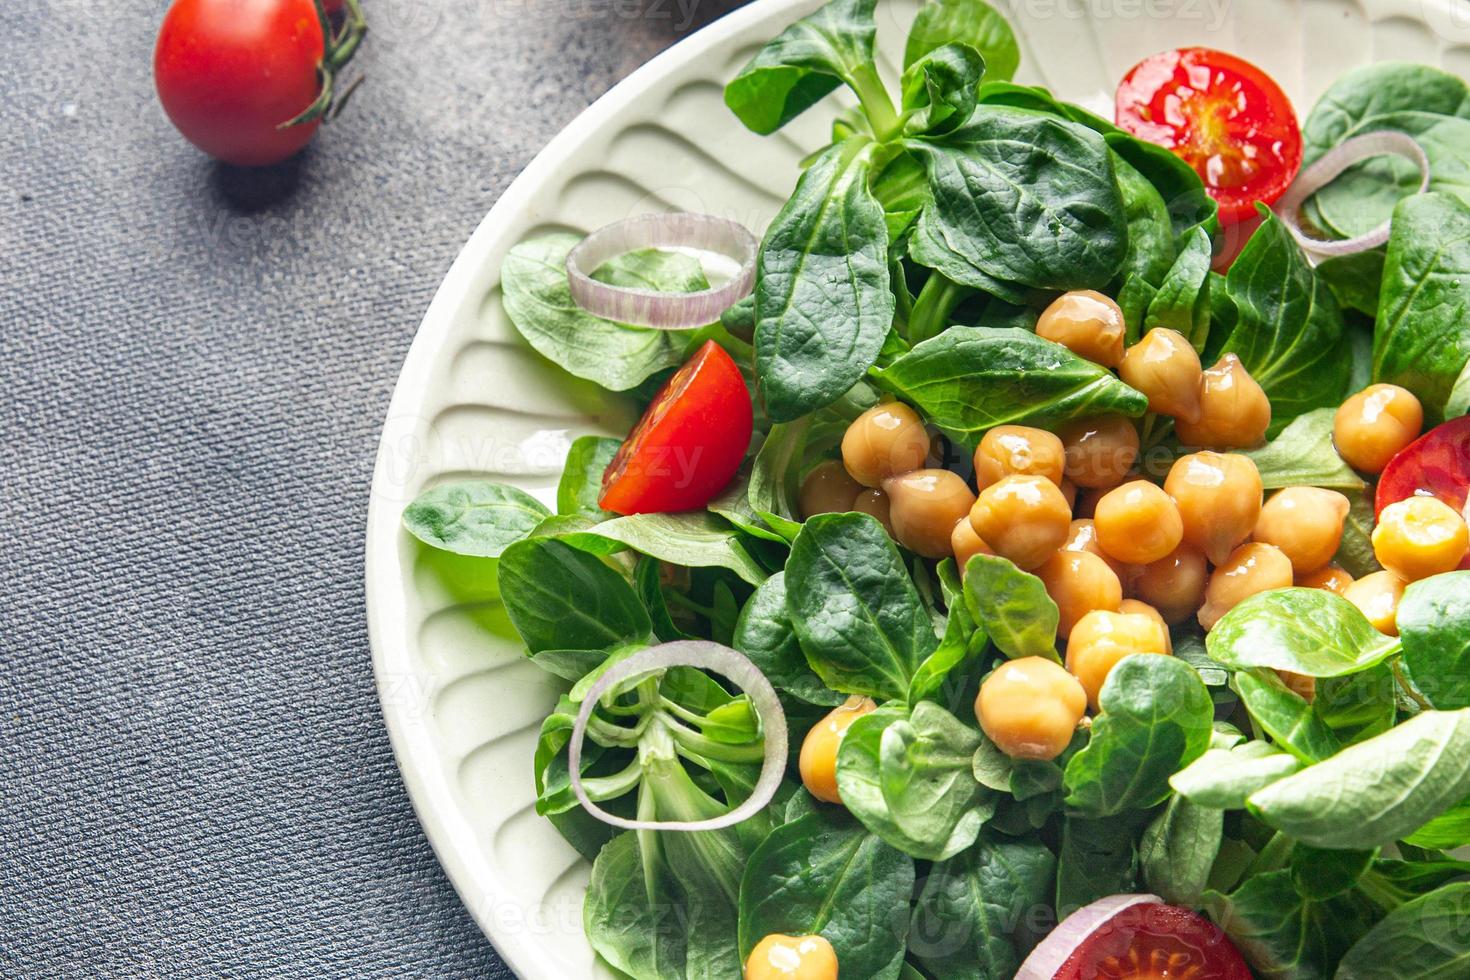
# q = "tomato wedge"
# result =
<box><xmin>1116</xmin><ymin>48</ymin><xmax>1303</xmax><ymax>227</ymax></box>
<box><xmin>1376</xmin><ymin>415</ymin><xmax>1470</xmax><ymax>568</ymax></box>
<box><xmin>1056</xmin><ymin>903</ymin><xmax>1252</xmax><ymax>980</ymax></box>
<box><xmin>599</xmin><ymin>340</ymin><xmax>753</xmax><ymax>515</ymax></box>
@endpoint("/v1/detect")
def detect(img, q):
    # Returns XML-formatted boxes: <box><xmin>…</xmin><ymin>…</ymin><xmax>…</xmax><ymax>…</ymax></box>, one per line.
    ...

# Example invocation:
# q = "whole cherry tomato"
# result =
<box><xmin>599</xmin><ymin>341</ymin><xmax>753</xmax><ymax>515</ymax></box>
<box><xmin>154</xmin><ymin>0</ymin><xmax>364</xmax><ymax>166</ymax></box>
<box><xmin>1116</xmin><ymin>47</ymin><xmax>1302</xmax><ymax>228</ymax></box>
<box><xmin>1056</xmin><ymin>903</ymin><xmax>1253</xmax><ymax>980</ymax></box>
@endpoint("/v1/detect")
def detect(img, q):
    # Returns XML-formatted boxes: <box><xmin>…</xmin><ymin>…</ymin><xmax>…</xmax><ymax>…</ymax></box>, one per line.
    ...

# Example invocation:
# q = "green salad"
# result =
<box><xmin>401</xmin><ymin>1</ymin><xmax>1470</xmax><ymax>977</ymax></box>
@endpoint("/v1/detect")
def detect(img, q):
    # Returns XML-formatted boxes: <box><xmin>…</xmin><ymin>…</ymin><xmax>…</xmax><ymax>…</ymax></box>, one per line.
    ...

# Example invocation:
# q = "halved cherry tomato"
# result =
<box><xmin>1376</xmin><ymin>415</ymin><xmax>1470</xmax><ymax>568</ymax></box>
<box><xmin>599</xmin><ymin>341</ymin><xmax>753</xmax><ymax>515</ymax></box>
<box><xmin>1116</xmin><ymin>48</ymin><xmax>1302</xmax><ymax>227</ymax></box>
<box><xmin>1057</xmin><ymin>903</ymin><xmax>1252</xmax><ymax>980</ymax></box>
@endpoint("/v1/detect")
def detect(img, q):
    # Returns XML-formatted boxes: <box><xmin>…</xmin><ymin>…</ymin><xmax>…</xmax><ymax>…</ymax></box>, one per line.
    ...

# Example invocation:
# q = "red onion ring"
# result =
<box><xmin>1015</xmin><ymin>893</ymin><xmax>1163</xmax><ymax>980</ymax></box>
<box><xmin>1274</xmin><ymin>131</ymin><xmax>1431</xmax><ymax>258</ymax></box>
<box><xmin>567</xmin><ymin>640</ymin><xmax>787</xmax><ymax>832</ymax></box>
<box><xmin>565</xmin><ymin>213</ymin><xmax>758</xmax><ymax>330</ymax></box>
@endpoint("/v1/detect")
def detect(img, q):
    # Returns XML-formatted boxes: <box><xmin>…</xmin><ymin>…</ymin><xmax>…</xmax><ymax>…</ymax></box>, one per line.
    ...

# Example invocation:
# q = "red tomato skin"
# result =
<box><xmin>599</xmin><ymin>341</ymin><xmax>753</xmax><ymax>515</ymax></box>
<box><xmin>1057</xmin><ymin>903</ymin><xmax>1253</xmax><ymax>980</ymax></box>
<box><xmin>154</xmin><ymin>0</ymin><xmax>326</xmax><ymax>166</ymax></box>
<box><xmin>1376</xmin><ymin>415</ymin><xmax>1470</xmax><ymax>567</ymax></box>
<box><xmin>1116</xmin><ymin>47</ymin><xmax>1302</xmax><ymax>227</ymax></box>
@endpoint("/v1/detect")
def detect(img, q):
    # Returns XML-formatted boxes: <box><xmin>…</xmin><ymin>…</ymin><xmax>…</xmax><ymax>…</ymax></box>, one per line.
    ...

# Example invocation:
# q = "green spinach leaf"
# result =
<box><xmin>586</xmin><ymin>511</ymin><xmax>768</xmax><ymax>586</ymax></box>
<box><xmin>1064</xmin><ymin>655</ymin><xmax>1214</xmax><ymax>817</ymax></box>
<box><xmin>502</xmin><ymin>234</ymin><xmax>696</xmax><ymax>391</ymax></box>
<box><xmin>738</xmin><ymin>809</ymin><xmax>914</xmax><ymax>979</ymax></box>
<box><xmin>584</xmin><ymin>833</ymin><xmax>688</xmax><ymax>979</ymax></box>
<box><xmin>910</xmin><ymin>834</ymin><xmax>1056</xmax><ymax>979</ymax></box>
<box><xmin>1243</xmin><ymin>408</ymin><xmax>1366</xmax><ymax>492</ymax></box>
<box><xmin>1144</xmin><ymin>226</ymin><xmax>1213</xmax><ymax>352</ymax></box>
<box><xmin>402</xmin><ymin>481</ymin><xmax>551</xmax><ymax>557</ymax></box>
<box><xmin>1399</xmin><ymin>572</ymin><xmax>1470</xmax><ymax>710</ymax></box>
<box><xmin>1233</xmin><ymin>669</ymin><xmax>1343</xmax><ymax>764</ymax></box>
<box><xmin>961</xmin><ymin>554</ymin><xmax>1059</xmax><ymax>662</ymax></box>
<box><xmin>1204</xmin><ymin>869</ymin><xmax>1378</xmax><ymax>980</ymax></box>
<box><xmin>1248</xmin><ymin>708</ymin><xmax>1470</xmax><ymax>849</ymax></box>
<box><xmin>498</xmin><ymin>537</ymin><xmax>651</xmax><ymax>654</ymax></box>
<box><xmin>1335</xmin><ymin>488</ymin><xmax>1384</xmax><ymax>578</ymax></box>
<box><xmin>1206</xmin><ymin>588</ymin><xmax>1401</xmax><ymax>677</ymax></box>
<box><xmin>1315</xmin><ymin>250</ymin><xmax>1385</xmax><ymax>319</ymax></box>
<box><xmin>558</xmin><ymin>436</ymin><xmax>621</xmax><ymax>517</ymax></box>
<box><xmin>1289</xmin><ymin>844</ymin><xmax>1376</xmax><ymax>901</ymax></box>
<box><xmin>876</xmin><ymin>327</ymin><xmax>1147</xmax><ymax>444</ymax></box>
<box><xmin>906</xmin><ymin>109</ymin><xmax>1128</xmax><ymax>293</ymax></box>
<box><xmin>1140</xmin><ymin>793</ymin><xmax>1223</xmax><ymax>907</ymax></box>
<box><xmin>905</xmin><ymin>0</ymin><xmax>1019</xmax><ymax>82</ymax></box>
<box><xmin>756</xmin><ymin>140</ymin><xmax>894</xmax><ymax>422</ymax></box>
<box><xmin>1313</xmin><ymin>113</ymin><xmax>1470</xmax><ymax>239</ymax></box>
<box><xmin>1373</xmin><ymin>193</ymin><xmax>1470</xmax><ymax>422</ymax></box>
<box><xmin>1112</xmin><ymin>151</ymin><xmax>1177</xmax><ymax>287</ymax></box>
<box><xmin>733</xmin><ymin>572</ymin><xmax>843</xmax><ymax>707</ymax></box>
<box><xmin>1336</xmin><ymin>882</ymin><xmax>1470</xmax><ymax>979</ymax></box>
<box><xmin>900</xmin><ymin>43</ymin><xmax>985</xmax><ymax>137</ymax></box>
<box><xmin>1302</xmin><ymin>62</ymin><xmax>1470</xmax><ymax>161</ymax></box>
<box><xmin>1171</xmin><ymin>740</ymin><xmax>1301</xmax><ymax>810</ymax></box>
<box><xmin>786</xmin><ymin>513</ymin><xmax>938</xmax><ymax>700</ymax></box>
<box><xmin>1056</xmin><ymin>813</ymin><xmax>1140</xmax><ymax>915</ymax></box>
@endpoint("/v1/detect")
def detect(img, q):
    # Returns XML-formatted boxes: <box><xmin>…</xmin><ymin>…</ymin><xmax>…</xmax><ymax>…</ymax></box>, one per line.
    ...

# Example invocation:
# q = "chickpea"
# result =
<box><xmin>852</xmin><ymin>488</ymin><xmax>894</xmax><ymax>536</ymax></box>
<box><xmin>1119</xmin><ymin>327</ymin><xmax>1203</xmax><ymax>422</ymax></box>
<box><xmin>1372</xmin><ymin>497</ymin><xmax>1470</xmax><ymax>583</ymax></box>
<box><xmin>1036</xmin><ymin>290</ymin><xmax>1127</xmax><ymax>367</ymax></box>
<box><xmin>884</xmin><ymin>469</ymin><xmax>976</xmax><ymax>558</ymax></box>
<box><xmin>1037</xmin><ymin>549</ymin><xmax>1123</xmax><ymax>636</ymax></box>
<box><xmin>841</xmin><ymin>402</ymin><xmax>930</xmax><ymax>488</ymax></box>
<box><xmin>1060</xmin><ymin>478</ymin><xmax>1079</xmax><ymax>511</ymax></box>
<box><xmin>1198</xmin><ymin>542</ymin><xmax>1293</xmax><ymax>630</ymax></box>
<box><xmin>1297</xmin><ymin>564</ymin><xmax>1354</xmax><ymax>595</ymax></box>
<box><xmin>1064</xmin><ymin>518</ymin><xmax>1129</xmax><ymax>580</ymax></box>
<box><xmin>1094</xmin><ymin>480</ymin><xmax>1184</xmax><ymax>566</ymax></box>
<box><xmin>1132</xmin><ymin>544</ymin><xmax>1209</xmax><ymax>625</ymax></box>
<box><xmin>975</xmin><ymin>657</ymin><xmax>1087</xmax><ymax>760</ymax></box>
<box><xmin>1174</xmin><ymin>354</ymin><xmax>1271</xmax><ymax>450</ymax></box>
<box><xmin>1119</xmin><ymin>598</ymin><xmax>1173</xmax><ymax>654</ymax></box>
<box><xmin>798</xmin><ymin>696</ymin><xmax>877</xmax><ymax>804</ymax></box>
<box><xmin>1060</xmin><ymin>416</ymin><xmax>1140</xmax><ymax>489</ymax></box>
<box><xmin>1066</xmin><ymin>609</ymin><xmax>1171</xmax><ymax>710</ymax></box>
<box><xmin>1253</xmin><ymin>487</ymin><xmax>1351</xmax><ymax>575</ymax></box>
<box><xmin>969</xmin><ymin>475</ymin><xmax>1073</xmax><ymax>570</ymax></box>
<box><xmin>952</xmin><ymin>518</ymin><xmax>994</xmax><ymax>574</ymax></box>
<box><xmin>799</xmin><ymin>460</ymin><xmax>863</xmax><ymax>520</ymax></box>
<box><xmin>745</xmin><ymin>934</ymin><xmax>839</xmax><ymax>980</ymax></box>
<box><xmin>1342</xmin><ymin>570</ymin><xmax>1408</xmax><ymax>635</ymax></box>
<box><xmin>1334</xmin><ymin>384</ymin><xmax>1424</xmax><ymax>474</ymax></box>
<box><xmin>1165</xmin><ymin>452</ymin><xmax>1263</xmax><ymax>565</ymax></box>
<box><xmin>973</xmin><ymin>425</ymin><xmax>1066</xmax><ymax>491</ymax></box>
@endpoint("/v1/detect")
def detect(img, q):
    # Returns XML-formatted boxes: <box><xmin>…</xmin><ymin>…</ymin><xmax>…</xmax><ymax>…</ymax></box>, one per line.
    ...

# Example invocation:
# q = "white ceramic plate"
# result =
<box><xmin>365</xmin><ymin>1</ymin><xmax>1470</xmax><ymax>975</ymax></box>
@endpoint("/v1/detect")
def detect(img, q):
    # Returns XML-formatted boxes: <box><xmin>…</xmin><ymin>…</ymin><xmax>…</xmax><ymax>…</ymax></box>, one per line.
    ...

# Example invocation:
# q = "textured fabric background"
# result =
<box><xmin>0</xmin><ymin>1</ymin><xmax>743</xmax><ymax>975</ymax></box>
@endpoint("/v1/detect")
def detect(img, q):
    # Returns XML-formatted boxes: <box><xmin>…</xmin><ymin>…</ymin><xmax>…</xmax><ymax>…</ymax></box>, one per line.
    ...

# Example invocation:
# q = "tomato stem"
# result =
<box><xmin>279</xmin><ymin>0</ymin><xmax>368</xmax><ymax>130</ymax></box>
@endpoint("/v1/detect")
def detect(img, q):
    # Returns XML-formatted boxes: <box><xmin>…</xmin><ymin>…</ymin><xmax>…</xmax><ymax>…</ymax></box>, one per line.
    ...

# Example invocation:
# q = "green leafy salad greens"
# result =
<box><xmin>400</xmin><ymin>2</ymin><xmax>1470</xmax><ymax>977</ymax></box>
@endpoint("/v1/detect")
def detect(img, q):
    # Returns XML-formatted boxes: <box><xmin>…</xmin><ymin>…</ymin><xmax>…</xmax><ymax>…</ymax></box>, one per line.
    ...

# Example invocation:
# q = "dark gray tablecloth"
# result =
<box><xmin>0</xmin><ymin>1</ymin><xmax>743</xmax><ymax>974</ymax></box>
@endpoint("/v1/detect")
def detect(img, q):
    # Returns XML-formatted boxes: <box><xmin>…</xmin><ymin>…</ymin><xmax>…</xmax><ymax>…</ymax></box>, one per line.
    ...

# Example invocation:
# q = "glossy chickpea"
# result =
<box><xmin>1165</xmin><ymin>452</ymin><xmax>1263</xmax><ymax>564</ymax></box>
<box><xmin>1132</xmin><ymin>544</ymin><xmax>1209</xmax><ymax>625</ymax></box>
<box><xmin>1119</xmin><ymin>599</ymin><xmax>1173</xmax><ymax>654</ymax></box>
<box><xmin>952</xmin><ymin>519</ymin><xmax>994</xmax><ymax>574</ymax></box>
<box><xmin>1064</xmin><ymin>519</ymin><xmax>1129</xmax><ymax>580</ymax></box>
<box><xmin>1060</xmin><ymin>416</ymin><xmax>1140</xmax><ymax>489</ymax></box>
<box><xmin>1253</xmin><ymin>487</ymin><xmax>1351</xmax><ymax>575</ymax></box>
<box><xmin>1066</xmin><ymin>609</ymin><xmax>1171</xmax><ymax>710</ymax></box>
<box><xmin>1198</xmin><ymin>542</ymin><xmax>1293</xmax><ymax>630</ymax></box>
<box><xmin>1334</xmin><ymin>384</ymin><xmax>1424</xmax><ymax>474</ymax></box>
<box><xmin>852</xmin><ymin>488</ymin><xmax>894</xmax><ymax>536</ymax></box>
<box><xmin>841</xmin><ymin>402</ymin><xmax>930</xmax><ymax>488</ymax></box>
<box><xmin>1371</xmin><ymin>497</ymin><xmax>1470</xmax><ymax>583</ymax></box>
<box><xmin>975</xmin><ymin>657</ymin><xmax>1088</xmax><ymax>760</ymax></box>
<box><xmin>1036</xmin><ymin>290</ymin><xmax>1127</xmax><ymax>367</ymax></box>
<box><xmin>1342</xmin><ymin>570</ymin><xmax>1408</xmax><ymax>636</ymax></box>
<box><xmin>969</xmin><ymin>475</ymin><xmax>1073</xmax><ymax>570</ymax></box>
<box><xmin>884</xmin><ymin>469</ymin><xmax>976</xmax><ymax>558</ymax></box>
<box><xmin>799</xmin><ymin>460</ymin><xmax>863</xmax><ymax>520</ymax></box>
<box><xmin>973</xmin><ymin>425</ymin><xmax>1066</xmax><ymax>491</ymax></box>
<box><xmin>1174</xmin><ymin>354</ymin><xmax>1271</xmax><ymax>450</ymax></box>
<box><xmin>1094</xmin><ymin>480</ymin><xmax>1184</xmax><ymax>566</ymax></box>
<box><xmin>1037</xmin><ymin>549</ymin><xmax>1123</xmax><ymax>637</ymax></box>
<box><xmin>1119</xmin><ymin>327</ymin><xmax>1203</xmax><ymax>422</ymax></box>
<box><xmin>799</xmin><ymin>697</ymin><xmax>877</xmax><ymax>805</ymax></box>
<box><xmin>745</xmin><ymin>934</ymin><xmax>839</xmax><ymax>980</ymax></box>
<box><xmin>1296</xmin><ymin>564</ymin><xmax>1354</xmax><ymax>595</ymax></box>
<box><xmin>1060</xmin><ymin>478</ymin><xmax>1079</xmax><ymax>512</ymax></box>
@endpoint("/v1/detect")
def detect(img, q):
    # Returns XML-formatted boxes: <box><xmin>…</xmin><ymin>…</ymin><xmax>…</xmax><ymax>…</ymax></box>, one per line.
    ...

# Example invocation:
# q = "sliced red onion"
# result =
<box><xmin>1274</xmin><ymin>131</ymin><xmax>1431</xmax><ymax>258</ymax></box>
<box><xmin>1015</xmin><ymin>893</ymin><xmax>1162</xmax><ymax>980</ymax></box>
<box><xmin>567</xmin><ymin>640</ymin><xmax>787</xmax><ymax>832</ymax></box>
<box><xmin>565</xmin><ymin>213</ymin><xmax>757</xmax><ymax>330</ymax></box>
